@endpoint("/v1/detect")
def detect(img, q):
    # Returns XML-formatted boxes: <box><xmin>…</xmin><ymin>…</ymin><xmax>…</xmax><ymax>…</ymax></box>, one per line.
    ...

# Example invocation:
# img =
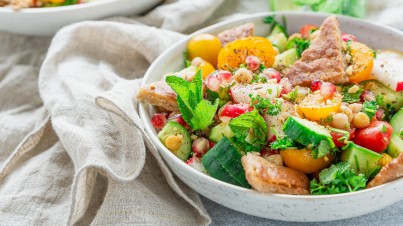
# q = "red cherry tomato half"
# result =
<box><xmin>330</xmin><ymin>128</ymin><xmax>356</xmax><ymax>148</ymax></box>
<box><xmin>354</xmin><ymin>121</ymin><xmax>393</xmax><ymax>153</ymax></box>
<box><xmin>300</xmin><ymin>24</ymin><xmax>318</xmax><ymax>39</ymax></box>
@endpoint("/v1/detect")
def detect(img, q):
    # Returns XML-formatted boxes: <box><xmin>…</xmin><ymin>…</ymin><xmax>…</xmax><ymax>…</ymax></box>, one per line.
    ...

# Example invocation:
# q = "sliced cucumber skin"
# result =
<box><xmin>390</xmin><ymin>108</ymin><xmax>403</xmax><ymax>137</ymax></box>
<box><xmin>360</xmin><ymin>80</ymin><xmax>403</xmax><ymax>120</ymax></box>
<box><xmin>202</xmin><ymin>137</ymin><xmax>250</xmax><ymax>188</ymax></box>
<box><xmin>158</xmin><ymin>121</ymin><xmax>192</xmax><ymax>161</ymax></box>
<box><xmin>268</xmin><ymin>33</ymin><xmax>288</xmax><ymax>53</ymax></box>
<box><xmin>201</xmin><ymin>151</ymin><xmax>240</xmax><ymax>186</ymax></box>
<box><xmin>283</xmin><ymin>116</ymin><xmax>334</xmax><ymax>148</ymax></box>
<box><xmin>387</xmin><ymin>134</ymin><xmax>403</xmax><ymax>158</ymax></box>
<box><xmin>206</xmin><ymin>86</ymin><xmax>231</xmax><ymax>107</ymax></box>
<box><xmin>273</xmin><ymin>48</ymin><xmax>299</xmax><ymax>71</ymax></box>
<box><xmin>341</xmin><ymin>142</ymin><xmax>382</xmax><ymax>177</ymax></box>
<box><xmin>209</xmin><ymin>123</ymin><xmax>235</xmax><ymax>143</ymax></box>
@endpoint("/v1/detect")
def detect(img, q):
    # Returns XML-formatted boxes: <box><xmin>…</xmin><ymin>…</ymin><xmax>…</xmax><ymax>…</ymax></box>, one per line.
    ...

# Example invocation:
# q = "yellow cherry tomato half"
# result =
<box><xmin>217</xmin><ymin>36</ymin><xmax>276</xmax><ymax>71</ymax></box>
<box><xmin>197</xmin><ymin>61</ymin><xmax>216</xmax><ymax>79</ymax></box>
<box><xmin>348</xmin><ymin>42</ymin><xmax>374</xmax><ymax>83</ymax></box>
<box><xmin>280</xmin><ymin>149</ymin><xmax>334</xmax><ymax>174</ymax></box>
<box><xmin>297</xmin><ymin>94</ymin><xmax>342</xmax><ymax>121</ymax></box>
<box><xmin>187</xmin><ymin>34</ymin><xmax>221</xmax><ymax>67</ymax></box>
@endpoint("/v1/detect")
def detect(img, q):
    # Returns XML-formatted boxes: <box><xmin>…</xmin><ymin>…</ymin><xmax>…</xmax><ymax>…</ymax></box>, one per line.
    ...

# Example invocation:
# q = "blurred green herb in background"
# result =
<box><xmin>270</xmin><ymin>0</ymin><xmax>367</xmax><ymax>18</ymax></box>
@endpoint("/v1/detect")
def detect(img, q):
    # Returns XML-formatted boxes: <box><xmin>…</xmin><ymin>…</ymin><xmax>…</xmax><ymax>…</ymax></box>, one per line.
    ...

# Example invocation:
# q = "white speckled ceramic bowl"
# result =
<box><xmin>139</xmin><ymin>12</ymin><xmax>403</xmax><ymax>222</ymax></box>
<box><xmin>0</xmin><ymin>0</ymin><xmax>161</xmax><ymax>36</ymax></box>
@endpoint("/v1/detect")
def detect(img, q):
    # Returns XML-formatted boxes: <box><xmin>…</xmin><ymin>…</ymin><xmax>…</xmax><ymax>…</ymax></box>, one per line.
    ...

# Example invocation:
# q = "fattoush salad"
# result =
<box><xmin>138</xmin><ymin>16</ymin><xmax>403</xmax><ymax>195</ymax></box>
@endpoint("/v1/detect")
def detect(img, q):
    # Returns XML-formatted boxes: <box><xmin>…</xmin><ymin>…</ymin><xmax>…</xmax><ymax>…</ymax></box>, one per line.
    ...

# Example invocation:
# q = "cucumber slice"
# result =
<box><xmin>360</xmin><ymin>80</ymin><xmax>403</xmax><ymax>120</ymax></box>
<box><xmin>268</xmin><ymin>33</ymin><xmax>288</xmax><ymax>53</ymax></box>
<box><xmin>272</xmin><ymin>48</ymin><xmax>299</xmax><ymax>73</ymax></box>
<box><xmin>387</xmin><ymin>134</ymin><xmax>403</xmax><ymax>158</ymax></box>
<box><xmin>201</xmin><ymin>152</ymin><xmax>240</xmax><ymax>186</ymax></box>
<box><xmin>390</xmin><ymin>108</ymin><xmax>403</xmax><ymax>138</ymax></box>
<box><xmin>267</xmin><ymin>25</ymin><xmax>288</xmax><ymax>53</ymax></box>
<box><xmin>202</xmin><ymin>137</ymin><xmax>250</xmax><ymax>188</ymax></box>
<box><xmin>158</xmin><ymin>121</ymin><xmax>192</xmax><ymax>161</ymax></box>
<box><xmin>209</xmin><ymin>122</ymin><xmax>235</xmax><ymax>143</ymax></box>
<box><xmin>341</xmin><ymin>142</ymin><xmax>382</xmax><ymax>177</ymax></box>
<box><xmin>283</xmin><ymin>116</ymin><xmax>334</xmax><ymax>148</ymax></box>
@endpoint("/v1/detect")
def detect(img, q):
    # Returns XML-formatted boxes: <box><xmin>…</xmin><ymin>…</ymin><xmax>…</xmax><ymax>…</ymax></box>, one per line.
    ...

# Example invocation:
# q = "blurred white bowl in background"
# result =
<box><xmin>0</xmin><ymin>0</ymin><xmax>161</xmax><ymax>36</ymax></box>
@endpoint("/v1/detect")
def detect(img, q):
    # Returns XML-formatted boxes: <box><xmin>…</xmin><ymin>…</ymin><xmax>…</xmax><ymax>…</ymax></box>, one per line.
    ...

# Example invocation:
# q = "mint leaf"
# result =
<box><xmin>191</xmin><ymin>99</ymin><xmax>219</xmax><ymax>130</ymax></box>
<box><xmin>229</xmin><ymin>109</ymin><xmax>268</xmax><ymax>152</ymax></box>
<box><xmin>312</xmin><ymin>140</ymin><xmax>331</xmax><ymax>159</ymax></box>
<box><xmin>166</xmin><ymin>70</ymin><xmax>218</xmax><ymax>130</ymax></box>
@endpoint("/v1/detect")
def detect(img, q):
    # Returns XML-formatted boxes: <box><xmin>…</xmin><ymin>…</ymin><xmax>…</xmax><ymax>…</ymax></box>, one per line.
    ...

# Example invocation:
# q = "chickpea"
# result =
<box><xmin>264</xmin><ymin>154</ymin><xmax>283</xmax><ymax>166</ymax></box>
<box><xmin>331</xmin><ymin>113</ymin><xmax>350</xmax><ymax>129</ymax></box>
<box><xmin>165</xmin><ymin>134</ymin><xmax>184</xmax><ymax>153</ymax></box>
<box><xmin>348</xmin><ymin>103</ymin><xmax>363</xmax><ymax>113</ymax></box>
<box><xmin>353</xmin><ymin>112</ymin><xmax>370</xmax><ymax>128</ymax></box>
<box><xmin>340</xmin><ymin>105</ymin><xmax>354</xmax><ymax>122</ymax></box>
<box><xmin>190</xmin><ymin>57</ymin><xmax>204</xmax><ymax>67</ymax></box>
<box><xmin>234</xmin><ymin>68</ymin><xmax>253</xmax><ymax>84</ymax></box>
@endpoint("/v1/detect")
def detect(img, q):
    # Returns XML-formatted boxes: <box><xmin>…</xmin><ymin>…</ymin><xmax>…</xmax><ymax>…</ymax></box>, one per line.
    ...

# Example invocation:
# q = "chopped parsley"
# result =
<box><xmin>362</xmin><ymin>100</ymin><xmax>378</xmax><ymax>119</ymax></box>
<box><xmin>249</xmin><ymin>95</ymin><xmax>282</xmax><ymax>116</ymax></box>
<box><xmin>270</xmin><ymin>136</ymin><xmax>295</xmax><ymax>150</ymax></box>
<box><xmin>376</xmin><ymin>94</ymin><xmax>384</xmax><ymax>105</ymax></box>
<box><xmin>341</xmin><ymin>84</ymin><xmax>363</xmax><ymax>103</ymax></box>
<box><xmin>310</xmin><ymin>162</ymin><xmax>368</xmax><ymax>195</ymax></box>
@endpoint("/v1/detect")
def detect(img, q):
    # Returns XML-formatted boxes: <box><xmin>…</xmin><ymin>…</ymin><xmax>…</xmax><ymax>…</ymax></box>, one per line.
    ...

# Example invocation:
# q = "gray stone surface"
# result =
<box><xmin>201</xmin><ymin>196</ymin><xmax>403</xmax><ymax>226</ymax></box>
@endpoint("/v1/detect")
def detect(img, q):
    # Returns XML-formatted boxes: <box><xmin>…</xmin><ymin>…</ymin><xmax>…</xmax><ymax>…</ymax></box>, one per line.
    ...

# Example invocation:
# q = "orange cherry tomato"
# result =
<box><xmin>280</xmin><ymin>149</ymin><xmax>334</xmax><ymax>174</ymax></box>
<box><xmin>197</xmin><ymin>60</ymin><xmax>215</xmax><ymax>79</ymax></box>
<box><xmin>297</xmin><ymin>93</ymin><xmax>342</xmax><ymax>121</ymax></box>
<box><xmin>217</xmin><ymin>36</ymin><xmax>276</xmax><ymax>71</ymax></box>
<box><xmin>187</xmin><ymin>34</ymin><xmax>221</xmax><ymax>67</ymax></box>
<box><xmin>348</xmin><ymin>42</ymin><xmax>374</xmax><ymax>83</ymax></box>
<box><xmin>300</xmin><ymin>24</ymin><xmax>318</xmax><ymax>39</ymax></box>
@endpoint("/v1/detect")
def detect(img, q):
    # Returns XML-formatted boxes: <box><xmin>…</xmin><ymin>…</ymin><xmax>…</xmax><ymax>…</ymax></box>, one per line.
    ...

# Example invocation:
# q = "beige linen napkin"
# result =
<box><xmin>0</xmin><ymin>1</ymin><xmax>224</xmax><ymax>225</ymax></box>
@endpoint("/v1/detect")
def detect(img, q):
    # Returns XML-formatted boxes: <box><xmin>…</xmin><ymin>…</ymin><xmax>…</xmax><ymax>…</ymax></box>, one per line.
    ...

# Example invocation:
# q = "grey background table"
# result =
<box><xmin>201</xmin><ymin>196</ymin><xmax>403</xmax><ymax>225</ymax></box>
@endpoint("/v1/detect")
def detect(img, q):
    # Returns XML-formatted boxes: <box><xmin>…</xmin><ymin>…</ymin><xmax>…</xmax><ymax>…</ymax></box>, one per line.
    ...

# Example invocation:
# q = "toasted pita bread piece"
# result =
<box><xmin>218</xmin><ymin>23</ymin><xmax>255</xmax><ymax>46</ymax></box>
<box><xmin>367</xmin><ymin>153</ymin><xmax>403</xmax><ymax>188</ymax></box>
<box><xmin>242</xmin><ymin>153</ymin><xmax>310</xmax><ymax>195</ymax></box>
<box><xmin>137</xmin><ymin>80</ymin><xmax>178</xmax><ymax>112</ymax></box>
<box><xmin>286</xmin><ymin>16</ymin><xmax>348</xmax><ymax>86</ymax></box>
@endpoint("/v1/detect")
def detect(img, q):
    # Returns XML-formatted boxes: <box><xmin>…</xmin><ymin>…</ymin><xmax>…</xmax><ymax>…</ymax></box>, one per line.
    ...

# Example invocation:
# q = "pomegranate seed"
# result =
<box><xmin>219</xmin><ymin>103</ymin><xmax>253</xmax><ymax>123</ymax></box>
<box><xmin>268</xmin><ymin>135</ymin><xmax>276</xmax><ymax>143</ymax></box>
<box><xmin>320</xmin><ymin>82</ymin><xmax>336</xmax><ymax>99</ymax></box>
<box><xmin>361</xmin><ymin>90</ymin><xmax>375</xmax><ymax>102</ymax></box>
<box><xmin>341</xmin><ymin>32</ymin><xmax>357</xmax><ymax>42</ymax></box>
<box><xmin>206</xmin><ymin>74</ymin><xmax>222</xmax><ymax>92</ymax></box>
<box><xmin>310</xmin><ymin>80</ymin><xmax>322</xmax><ymax>91</ymax></box>
<box><xmin>245</xmin><ymin>55</ymin><xmax>261</xmax><ymax>72</ymax></box>
<box><xmin>260</xmin><ymin>148</ymin><xmax>279</xmax><ymax>157</ymax></box>
<box><xmin>280</xmin><ymin>78</ymin><xmax>292</xmax><ymax>95</ymax></box>
<box><xmin>168</xmin><ymin>114</ymin><xmax>189</xmax><ymax>128</ymax></box>
<box><xmin>185</xmin><ymin>156</ymin><xmax>205</xmax><ymax>172</ymax></box>
<box><xmin>151</xmin><ymin>113</ymin><xmax>167</xmax><ymax>129</ymax></box>
<box><xmin>218</xmin><ymin>70</ymin><xmax>232</xmax><ymax>84</ymax></box>
<box><xmin>208</xmin><ymin>140</ymin><xmax>215</xmax><ymax>149</ymax></box>
<box><xmin>376</xmin><ymin>108</ymin><xmax>385</xmax><ymax>120</ymax></box>
<box><xmin>192</xmin><ymin>137</ymin><xmax>210</xmax><ymax>157</ymax></box>
<box><xmin>261</xmin><ymin>68</ymin><xmax>281</xmax><ymax>83</ymax></box>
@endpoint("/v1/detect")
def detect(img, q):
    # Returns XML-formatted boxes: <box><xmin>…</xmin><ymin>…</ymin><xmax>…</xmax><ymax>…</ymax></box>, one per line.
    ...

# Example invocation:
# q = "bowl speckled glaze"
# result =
<box><xmin>139</xmin><ymin>12</ymin><xmax>403</xmax><ymax>222</ymax></box>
